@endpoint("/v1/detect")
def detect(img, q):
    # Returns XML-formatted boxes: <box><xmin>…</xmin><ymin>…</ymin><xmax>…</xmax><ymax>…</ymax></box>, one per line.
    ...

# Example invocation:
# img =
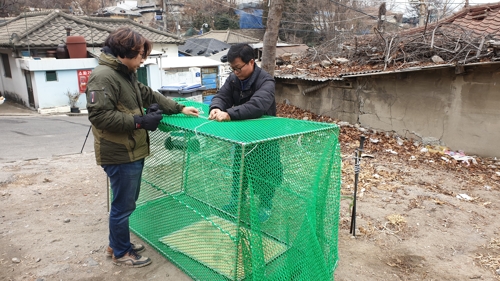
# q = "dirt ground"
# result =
<box><xmin>1</xmin><ymin>123</ymin><xmax>500</xmax><ymax>281</ymax></box>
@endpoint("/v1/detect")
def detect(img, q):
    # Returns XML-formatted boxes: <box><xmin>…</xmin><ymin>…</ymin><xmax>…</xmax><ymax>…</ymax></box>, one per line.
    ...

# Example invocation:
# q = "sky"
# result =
<box><xmin>383</xmin><ymin>0</ymin><xmax>495</xmax><ymax>16</ymax></box>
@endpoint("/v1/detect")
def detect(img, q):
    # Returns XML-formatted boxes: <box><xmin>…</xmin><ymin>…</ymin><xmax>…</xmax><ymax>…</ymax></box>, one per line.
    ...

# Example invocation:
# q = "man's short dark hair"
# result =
<box><xmin>227</xmin><ymin>43</ymin><xmax>254</xmax><ymax>64</ymax></box>
<box><xmin>104</xmin><ymin>27</ymin><xmax>152</xmax><ymax>59</ymax></box>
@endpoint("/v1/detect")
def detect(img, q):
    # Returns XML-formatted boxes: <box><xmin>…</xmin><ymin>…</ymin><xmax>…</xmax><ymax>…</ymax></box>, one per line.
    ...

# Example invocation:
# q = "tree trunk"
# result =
<box><xmin>261</xmin><ymin>0</ymin><xmax>284</xmax><ymax>77</ymax></box>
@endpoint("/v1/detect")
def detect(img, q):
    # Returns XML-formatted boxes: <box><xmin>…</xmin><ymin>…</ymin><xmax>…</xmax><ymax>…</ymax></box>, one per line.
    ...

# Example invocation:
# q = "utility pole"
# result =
<box><xmin>163</xmin><ymin>0</ymin><xmax>167</xmax><ymax>31</ymax></box>
<box><xmin>419</xmin><ymin>0</ymin><xmax>426</xmax><ymax>26</ymax></box>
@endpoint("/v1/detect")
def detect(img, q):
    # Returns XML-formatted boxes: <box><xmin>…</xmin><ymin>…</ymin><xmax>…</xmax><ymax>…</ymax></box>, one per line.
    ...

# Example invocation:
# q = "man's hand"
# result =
<box><xmin>214</xmin><ymin>111</ymin><xmax>231</xmax><ymax>122</ymax></box>
<box><xmin>134</xmin><ymin>110</ymin><xmax>163</xmax><ymax>131</ymax></box>
<box><xmin>208</xmin><ymin>108</ymin><xmax>221</xmax><ymax>120</ymax></box>
<box><xmin>146</xmin><ymin>103</ymin><xmax>160</xmax><ymax>114</ymax></box>
<box><xmin>181</xmin><ymin>106</ymin><xmax>199</xmax><ymax>117</ymax></box>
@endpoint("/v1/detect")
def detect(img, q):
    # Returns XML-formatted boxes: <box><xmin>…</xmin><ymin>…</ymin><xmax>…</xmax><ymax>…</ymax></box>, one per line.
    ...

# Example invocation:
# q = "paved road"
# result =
<box><xmin>0</xmin><ymin>115</ymin><xmax>94</xmax><ymax>163</ymax></box>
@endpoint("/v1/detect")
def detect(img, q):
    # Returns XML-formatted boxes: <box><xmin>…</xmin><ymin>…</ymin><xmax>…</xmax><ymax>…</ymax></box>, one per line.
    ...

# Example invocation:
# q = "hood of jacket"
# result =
<box><xmin>98</xmin><ymin>51</ymin><xmax>131</xmax><ymax>77</ymax></box>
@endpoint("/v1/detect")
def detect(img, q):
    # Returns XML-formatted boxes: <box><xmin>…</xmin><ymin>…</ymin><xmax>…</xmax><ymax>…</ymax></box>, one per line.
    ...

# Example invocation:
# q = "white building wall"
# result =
<box><xmin>162</xmin><ymin>67</ymin><xmax>201</xmax><ymax>86</ymax></box>
<box><xmin>33</xmin><ymin>70</ymin><xmax>87</xmax><ymax>109</ymax></box>
<box><xmin>146</xmin><ymin>61</ymin><xmax>201</xmax><ymax>91</ymax></box>
<box><xmin>152</xmin><ymin>43</ymin><xmax>179</xmax><ymax>58</ymax></box>
<box><xmin>0</xmin><ymin>51</ymin><xmax>30</xmax><ymax>106</ymax></box>
<box><xmin>20</xmin><ymin>58</ymin><xmax>98</xmax><ymax>110</ymax></box>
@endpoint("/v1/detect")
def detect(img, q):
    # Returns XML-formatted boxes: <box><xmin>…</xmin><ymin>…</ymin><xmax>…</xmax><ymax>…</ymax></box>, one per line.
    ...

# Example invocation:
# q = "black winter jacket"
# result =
<box><xmin>210</xmin><ymin>65</ymin><xmax>276</xmax><ymax>120</ymax></box>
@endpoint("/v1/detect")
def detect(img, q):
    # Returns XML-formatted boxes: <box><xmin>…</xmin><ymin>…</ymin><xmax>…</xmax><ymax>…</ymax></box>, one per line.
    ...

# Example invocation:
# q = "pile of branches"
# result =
<box><xmin>349</xmin><ymin>24</ymin><xmax>496</xmax><ymax>69</ymax></box>
<box><xmin>296</xmin><ymin>23</ymin><xmax>499</xmax><ymax>73</ymax></box>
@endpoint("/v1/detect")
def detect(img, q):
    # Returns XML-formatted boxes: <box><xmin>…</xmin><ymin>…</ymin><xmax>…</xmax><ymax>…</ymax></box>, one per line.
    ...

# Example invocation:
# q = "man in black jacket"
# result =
<box><xmin>209</xmin><ymin>43</ymin><xmax>282</xmax><ymax>222</ymax></box>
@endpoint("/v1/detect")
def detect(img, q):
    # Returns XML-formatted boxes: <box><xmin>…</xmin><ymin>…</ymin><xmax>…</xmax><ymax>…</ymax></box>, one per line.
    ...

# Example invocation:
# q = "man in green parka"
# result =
<box><xmin>85</xmin><ymin>27</ymin><xmax>199</xmax><ymax>267</ymax></box>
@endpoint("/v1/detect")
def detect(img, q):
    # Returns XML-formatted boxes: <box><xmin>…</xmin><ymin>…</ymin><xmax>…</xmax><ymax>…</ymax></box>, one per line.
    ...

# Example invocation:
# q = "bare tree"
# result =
<box><xmin>73</xmin><ymin>0</ymin><xmax>99</xmax><ymax>14</ymax></box>
<box><xmin>0</xmin><ymin>0</ymin><xmax>25</xmax><ymax>17</ymax></box>
<box><xmin>262</xmin><ymin>0</ymin><xmax>284</xmax><ymax>76</ymax></box>
<box><xmin>406</xmin><ymin>0</ymin><xmax>463</xmax><ymax>25</ymax></box>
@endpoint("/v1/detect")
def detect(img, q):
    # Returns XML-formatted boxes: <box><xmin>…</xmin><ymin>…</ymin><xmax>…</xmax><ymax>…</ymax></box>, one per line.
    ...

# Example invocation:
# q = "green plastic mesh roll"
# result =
<box><xmin>129</xmin><ymin>99</ymin><xmax>342</xmax><ymax>280</ymax></box>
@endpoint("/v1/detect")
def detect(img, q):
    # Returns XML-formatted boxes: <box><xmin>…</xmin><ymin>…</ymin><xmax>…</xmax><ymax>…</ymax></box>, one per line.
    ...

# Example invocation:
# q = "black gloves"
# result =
<box><xmin>134</xmin><ymin>103</ymin><xmax>163</xmax><ymax>131</ymax></box>
<box><xmin>146</xmin><ymin>103</ymin><xmax>160</xmax><ymax>114</ymax></box>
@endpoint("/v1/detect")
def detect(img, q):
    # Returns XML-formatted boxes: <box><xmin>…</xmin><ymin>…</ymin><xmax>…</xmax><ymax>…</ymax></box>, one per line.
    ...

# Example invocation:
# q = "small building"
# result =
<box><xmin>144</xmin><ymin>56</ymin><xmax>223</xmax><ymax>91</ymax></box>
<box><xmin>192</xmin><ymin>29</ymin><xmax>261</xmax><ymax>44</ymax></box>
<box><xmin>0</xmin><ymin>10</ymin><xmax>184</xmax><ymax>112</ymax></box>
<box><xmin>93</xmin><ymin>6</ymin><xmax>143</xmax><ymax>20</ymax></box>
<box><xmin>178</xmin><ymin>38</ymin><xmax>231</xmax><ymax>57</ymax></box>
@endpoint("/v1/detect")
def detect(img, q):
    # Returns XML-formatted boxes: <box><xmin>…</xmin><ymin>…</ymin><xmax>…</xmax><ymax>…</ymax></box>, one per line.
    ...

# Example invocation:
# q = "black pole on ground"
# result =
<box><xmin>80</xmin><ymin>125</ymin><xmax>92</xmax><ymax>153</ymax></box>
<box><xmin>350</xmin><ymin>135</ymin><xmax>366</xmax><ymax>236</ymax></box>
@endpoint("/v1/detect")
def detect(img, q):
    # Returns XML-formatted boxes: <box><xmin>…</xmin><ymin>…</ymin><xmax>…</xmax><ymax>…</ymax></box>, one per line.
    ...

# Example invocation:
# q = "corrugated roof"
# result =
<box><xmin>274</xmin><ymin>72</ymin><xmax>342</xmax><ymax>81</ymax></box>
<box><xmin>0</xmin><ymin>10</ymin><xmax>183</xmax><ymax>48</ymax></box>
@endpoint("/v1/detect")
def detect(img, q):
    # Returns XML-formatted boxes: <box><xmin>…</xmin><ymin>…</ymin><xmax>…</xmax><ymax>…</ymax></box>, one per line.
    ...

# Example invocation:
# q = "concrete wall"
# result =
<box><xmin>275</xmin><ymin>79</ymin><xmax>359</xmax><ymax>124</ymax></box>
<box><xmin>275</xmin><ymin>64</ymin><xmax>500</xmax><ymax>157</ymax></box>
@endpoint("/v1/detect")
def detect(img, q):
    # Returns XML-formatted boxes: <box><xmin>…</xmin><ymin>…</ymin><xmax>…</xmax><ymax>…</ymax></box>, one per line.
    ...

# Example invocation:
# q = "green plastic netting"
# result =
<box><xmin>128</xmin><ymin>99</ymin><xmax>342</xmax><ymax>280</ymax></box>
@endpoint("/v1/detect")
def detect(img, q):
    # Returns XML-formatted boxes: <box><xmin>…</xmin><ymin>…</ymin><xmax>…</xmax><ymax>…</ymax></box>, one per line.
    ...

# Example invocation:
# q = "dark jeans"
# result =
<box><xmin>230</xmin><ymin>141</ymin><xmax>283</xmax><ymax>209</ymax></box>
<box><xmin>102</xmin><ymin>159</ymin><xmax>144</xmax><ymax>258</ymax></box>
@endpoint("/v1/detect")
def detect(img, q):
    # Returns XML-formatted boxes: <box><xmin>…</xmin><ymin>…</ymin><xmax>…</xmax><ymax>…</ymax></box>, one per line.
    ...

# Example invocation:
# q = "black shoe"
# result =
<box><xmin>106</xmin><ymin>243</ymin><xmax>145</xmax><ymax>258</ymax></box>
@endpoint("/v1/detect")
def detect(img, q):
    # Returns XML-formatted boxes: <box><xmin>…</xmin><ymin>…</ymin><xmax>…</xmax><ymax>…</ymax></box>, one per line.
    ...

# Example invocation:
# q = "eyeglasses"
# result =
<box><xmin>229</xmin><ymin>62</ymin><xmax>248</xmax><ymax>73</ymax></box>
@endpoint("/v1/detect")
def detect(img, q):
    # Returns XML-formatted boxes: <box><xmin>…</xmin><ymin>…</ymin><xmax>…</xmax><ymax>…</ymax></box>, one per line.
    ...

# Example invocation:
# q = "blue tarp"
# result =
<box><xmin>235</xmin><ymin>9</ymin><xmax>265</xmax><ymax>29</ymax></box>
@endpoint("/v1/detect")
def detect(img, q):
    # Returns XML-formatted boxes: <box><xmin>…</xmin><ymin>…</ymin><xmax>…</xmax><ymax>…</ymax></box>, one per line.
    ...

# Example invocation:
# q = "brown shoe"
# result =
<box><xmin>112</xmin><ymin>250</ymin><xmax>152</xmax><ymax>268</ymax></box>
<box><xmin>106</xmin><ymin>243</ymin><xmax>145</xmax><ymax>258</ymax></box>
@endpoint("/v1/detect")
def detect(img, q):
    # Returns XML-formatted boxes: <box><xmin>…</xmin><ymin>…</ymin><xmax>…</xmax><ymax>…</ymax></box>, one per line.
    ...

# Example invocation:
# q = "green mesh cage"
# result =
<box><xmin>128</xmin><ymin>99</ymin><xmax>342</xmax><ymax>280</ymax></box>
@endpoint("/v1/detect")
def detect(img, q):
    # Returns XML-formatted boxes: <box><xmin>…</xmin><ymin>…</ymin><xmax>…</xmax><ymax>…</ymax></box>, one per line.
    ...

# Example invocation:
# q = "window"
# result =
<box><xmin>1</xmin><ymin>54</ymin><xmax>12</xmax><ymax>78</ymax></box>
<box><xmin>46</xmin><ymin>71</ymin><xmax>57</xmax><ymax>81</ymax></box>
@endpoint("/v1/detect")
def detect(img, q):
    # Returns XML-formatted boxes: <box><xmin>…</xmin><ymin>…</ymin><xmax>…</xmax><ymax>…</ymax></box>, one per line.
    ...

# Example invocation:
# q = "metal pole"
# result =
<box><xmin>350</xmin><ymin>135</ymin><xmax>365</xmax><ymax>236</ymax></box>
<box><xmin>80</xmin><ymin>125</ymin><xmax>92</xmax><ymax>153</ymax></box>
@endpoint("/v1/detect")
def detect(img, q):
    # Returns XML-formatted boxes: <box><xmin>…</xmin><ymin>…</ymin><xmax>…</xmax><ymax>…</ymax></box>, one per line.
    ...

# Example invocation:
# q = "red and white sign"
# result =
<box><xmin>78</xmin><ymin>69</ymin><xmax>92</xmax><ymax>93</ymax></box>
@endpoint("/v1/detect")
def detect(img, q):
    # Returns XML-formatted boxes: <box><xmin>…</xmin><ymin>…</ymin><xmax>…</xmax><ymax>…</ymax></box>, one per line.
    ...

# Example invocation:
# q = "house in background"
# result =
<box><xmin>178</xmin><ymin>38</ymin><xmax>230</xmax><ymax>57</ymax></box>
<box><xmin>176</xmin><ymin>38</ymin><xmax>234</xmax><ymax>89</ymax></box>
<box><xmin>250</xmin><ymin>42</ymin><xmax>309</xmax><ymax>62</ymax></box>
<box><xmin>0</xmin><ymin>10</ymin><xmax>184</xmax><ymax>112</ymax></box>
<box><xmin>143</xmin><ymin>56</ymin><xmax>223</xmax><ymax>91</ymax></box>
<box><xmin>93</xmin><ymin>6</ymin><xmax>143</xmax><ymax>20</ymax></box>
<box><xmin>192</xmin><ymin>29</ymin><xmax>261</xmax><ymax>44</ymax></box>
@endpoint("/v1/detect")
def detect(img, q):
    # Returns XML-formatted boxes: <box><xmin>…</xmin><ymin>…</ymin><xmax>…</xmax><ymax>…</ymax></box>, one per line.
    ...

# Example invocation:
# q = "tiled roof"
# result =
<box><xmin>405</xmin><ymin>3</ymin><xmax>500</xmax><ymax>38</ymax></box>
<box><xmin>0</xmin><ymin>10</ymin><xmax>183</xmax><ymax>48</ymax></box>
<box><xmin>84</xmin><ymin>17</ymin><xmax>183</xmax><ymax>44</ymax></box>
<box><xmin>193</xmin><ymin>30</ymin><xmax>261</xmax><ymax>44</ymax></box>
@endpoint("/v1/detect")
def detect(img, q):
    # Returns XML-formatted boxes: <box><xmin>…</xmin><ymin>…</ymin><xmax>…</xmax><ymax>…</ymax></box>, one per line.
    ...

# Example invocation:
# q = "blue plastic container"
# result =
<box><xmin>203</xmin><ymin>95</ymin><xmax>215</xmax><ymax>105</ymax></box>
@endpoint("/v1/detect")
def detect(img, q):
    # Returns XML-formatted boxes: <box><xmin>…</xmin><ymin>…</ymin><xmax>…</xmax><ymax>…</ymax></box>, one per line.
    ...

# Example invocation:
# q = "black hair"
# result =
<box><xmin>227</xmin><ymin>43</ymin><xmax>254</xmax><ymax>64</ymax></box>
